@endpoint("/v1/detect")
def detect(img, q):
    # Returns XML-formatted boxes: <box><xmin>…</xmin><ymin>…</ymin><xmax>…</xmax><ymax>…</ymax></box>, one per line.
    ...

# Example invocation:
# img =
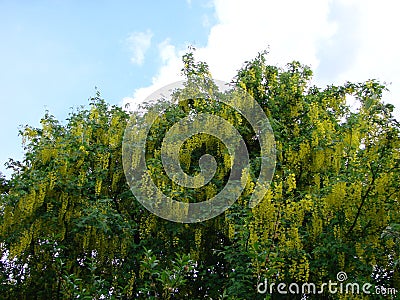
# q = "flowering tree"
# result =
<box><xmin>1</xmin><ymin>51</ymin><xmax>399</xmax><ymax>299</ymax></box>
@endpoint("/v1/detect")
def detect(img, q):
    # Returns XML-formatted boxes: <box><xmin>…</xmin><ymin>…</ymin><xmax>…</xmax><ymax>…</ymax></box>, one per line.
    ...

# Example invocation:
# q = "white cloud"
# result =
<box><xmin>124</xmin><ymin>0</ymin><xmax>400</xmax><ymax>118</ymax></box>
<box><xmin>126</xmin><ymin>29</ymin><xmax>153</xmax><ymax>65</ymax></box>
<box><xmin>122</xmin><ymin>39</ymin><xmax>185</xmax><ymax>111</ymax></box>
<box><xmin>198</xmin><ymin>0</ymin><xmax>337</xmax><ymax>81</ymax></box>
<box><xmin>314</xmin><ymin>0</ymin><xmax>400</xmax><ymax>117</ymax></box>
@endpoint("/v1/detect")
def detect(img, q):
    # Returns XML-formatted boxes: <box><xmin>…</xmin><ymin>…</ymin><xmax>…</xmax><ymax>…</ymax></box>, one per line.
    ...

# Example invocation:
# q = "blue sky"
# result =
<box><xmin>1</xmin><ymin>0</ymin><xmax>399</xmax><ymax>178</ymax></box>
<box><xmin>0</xmin><ymin>0</ymin><xmax>214</xmax><ymax>177</ymax></box>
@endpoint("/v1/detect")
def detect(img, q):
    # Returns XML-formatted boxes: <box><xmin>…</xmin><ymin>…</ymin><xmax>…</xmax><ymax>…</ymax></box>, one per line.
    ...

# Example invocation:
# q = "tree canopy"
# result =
<box><xmin>1</xmin><ymin>51</ymin><xmax>399</xmax><ymax>299</ymax></box>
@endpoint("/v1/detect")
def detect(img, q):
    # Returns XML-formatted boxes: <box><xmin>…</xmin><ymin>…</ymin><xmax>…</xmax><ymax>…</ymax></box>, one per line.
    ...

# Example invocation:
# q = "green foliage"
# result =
<box><xmin>1</xmin><ymin>50</ymin><xmax>399</xmax><ymax>299</ymax></box>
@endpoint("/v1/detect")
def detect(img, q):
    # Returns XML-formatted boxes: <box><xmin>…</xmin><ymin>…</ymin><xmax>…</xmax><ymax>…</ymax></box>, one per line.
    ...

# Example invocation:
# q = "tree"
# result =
<box><xmin>1</xmin><ymin>51</ymin><xmax>399</xmax><ymax>299</ymax></box>
<box><xmin>231</xmin><ymin>52</ymin><xmax>400</xmax><ymax>299</ymax></box>
<box><xmin>0</xmin><ymin>172</ymin><xmax>8</xmax><ymax>194</ymax></box>
<box><xmin>0</xmin><ymin>95</ymin><xmax>140</xmax><ymax>298</ymax></box>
